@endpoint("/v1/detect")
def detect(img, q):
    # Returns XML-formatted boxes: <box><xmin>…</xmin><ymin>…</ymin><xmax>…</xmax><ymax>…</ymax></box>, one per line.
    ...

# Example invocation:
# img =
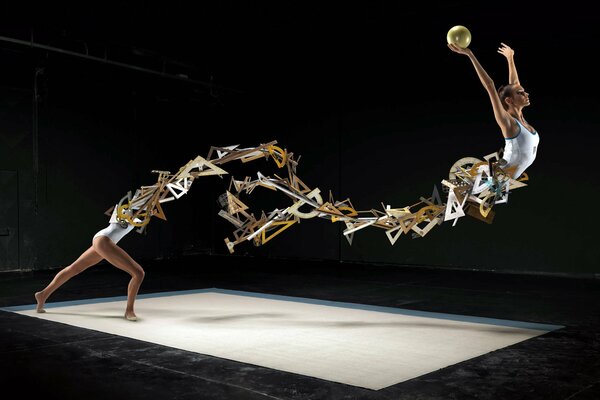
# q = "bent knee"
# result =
<box><xmin>129</xmin><ymin>264</ymin><xmax>145</xmax><ymax>281</ymax></box>
<box><xmin>135</xmin><ymin>268</ymin><xmax>145</xmax><ymax>281</ymax></box>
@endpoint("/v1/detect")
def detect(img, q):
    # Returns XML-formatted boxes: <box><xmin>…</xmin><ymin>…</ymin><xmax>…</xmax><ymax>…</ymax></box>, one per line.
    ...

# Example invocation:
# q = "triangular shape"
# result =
<box><xmin>317</xmin><ymin>202</ymin><xmax>346</xmax><ymax>219</ymax></box>
<box><xmin>261</xmin><ymin>220</ymin><xmax>297</xmax><ymax>244</ymax></box>
<box><xmin>151</xmin><ymin>200</ymin><xmax>167</xmax><ymax>221</ymax></box>
<box><xmin>225</xmin><ymin>191</ymin><xmax>250</xmax><ymax>216</ymax></box>
<box><xmin>343</xmin><ymin>221</ymin><xmax>354</xmax><ymax>245</ymax></box>
<box><xmin>385</xmin><ymin>225</ymin><xmax>404</xmax><ymax>245</ymax></box>
<box><xmin>176</xmin><ymin>155</ymin><xmax>229</xmax><ymax>179</ymax></box>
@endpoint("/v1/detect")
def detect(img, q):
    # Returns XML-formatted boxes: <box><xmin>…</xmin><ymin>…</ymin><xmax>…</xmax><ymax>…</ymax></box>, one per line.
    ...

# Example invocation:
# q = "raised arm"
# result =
<box><xmin>498</xmin><ymin>43</ymin><xmax>519</xmax><ymax>85</ymax></box>
<box><xmin>448</xmin><ymin>43</ymin><xmax>513</xmax><ymax>137</ymax></box>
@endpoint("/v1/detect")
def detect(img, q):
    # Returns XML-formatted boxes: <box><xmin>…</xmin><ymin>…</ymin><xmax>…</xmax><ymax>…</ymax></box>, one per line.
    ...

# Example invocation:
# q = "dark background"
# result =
<box><xmin>1</xmin><ymin>1</ymin><xmax>598</xmax><ymax>275</ymax></box>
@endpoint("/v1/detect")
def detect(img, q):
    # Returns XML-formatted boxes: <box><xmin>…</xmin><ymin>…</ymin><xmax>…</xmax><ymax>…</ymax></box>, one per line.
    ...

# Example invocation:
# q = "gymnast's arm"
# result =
<box><xmin>497</xmin><ymin>42</ymin><xmax>519</xmax><ymax>86</ymax></box>
<box><xmin>447</xmin><ymin>43</ymin><xmax>513</xmax><ymax>137</ymax></box>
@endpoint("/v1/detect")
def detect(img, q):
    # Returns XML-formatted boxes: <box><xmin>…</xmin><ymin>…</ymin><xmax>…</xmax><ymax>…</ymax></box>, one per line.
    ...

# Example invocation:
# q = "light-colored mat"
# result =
<box><xmin>4</xmin><ymin>289</ymin><xmax>562</xmax><ymax>390</ymax></box>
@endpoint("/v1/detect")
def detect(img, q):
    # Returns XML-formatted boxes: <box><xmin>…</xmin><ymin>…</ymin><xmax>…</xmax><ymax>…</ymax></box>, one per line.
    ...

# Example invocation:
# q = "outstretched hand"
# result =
<box><xmin>497</xmin><ymin>42</ymin><xmax>514</xmax><ymax>59</ymax></box>
<box><xmin>447</xmin><ymin>43</ymin><xmax>472</xmax><ymax>56</ymax></box>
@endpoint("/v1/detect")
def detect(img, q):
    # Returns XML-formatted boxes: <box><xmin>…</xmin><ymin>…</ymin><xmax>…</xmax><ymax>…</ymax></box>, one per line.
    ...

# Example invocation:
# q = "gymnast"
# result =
<box><xmin>448</xmin><ymin>42</ymin><xmax>539</xmax><ymax>179</ymax></box>
<box><xmin>35</xmin><ymin>205</ymin><xmax>144</xmax><ymax>321</ymax></box>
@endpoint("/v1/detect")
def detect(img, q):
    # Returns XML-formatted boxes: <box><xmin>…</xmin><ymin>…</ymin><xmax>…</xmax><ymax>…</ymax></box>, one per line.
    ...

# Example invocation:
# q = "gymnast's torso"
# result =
<box><xmin>502</xmin><ymin>118</ymin><xmax>540</xmax><ymax>179</ymax></box>
<box><xmin>93</xmin><ymin>205</ymin><xmax>135</xmax><ymax>244</ymax></box>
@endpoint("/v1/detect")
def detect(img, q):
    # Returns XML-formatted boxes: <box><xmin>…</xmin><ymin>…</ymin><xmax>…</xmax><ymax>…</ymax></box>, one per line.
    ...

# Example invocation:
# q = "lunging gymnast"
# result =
<box><xmin>35</xmin><ymin>205</ymin><xmax>144</xmax><ymax>321</ymax></box>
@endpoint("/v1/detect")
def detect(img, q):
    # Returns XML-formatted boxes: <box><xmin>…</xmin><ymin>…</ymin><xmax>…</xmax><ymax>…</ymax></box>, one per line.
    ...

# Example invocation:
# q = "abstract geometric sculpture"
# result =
<box><xmin>104</xmin><ymin>140</ymin><xmax>529</xmax><ymax>253</ymax></box>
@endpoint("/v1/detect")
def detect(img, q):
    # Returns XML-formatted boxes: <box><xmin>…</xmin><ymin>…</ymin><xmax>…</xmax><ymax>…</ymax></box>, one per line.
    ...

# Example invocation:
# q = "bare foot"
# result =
<box><xmin>124</xmin><ymin>311</ymin><xmax>137</xmax><ymax>321</ymax></box>
<box><xmin>34</xmin><ymin>292</ymin><xmax>46</xmax><ymax>313</ymax></box>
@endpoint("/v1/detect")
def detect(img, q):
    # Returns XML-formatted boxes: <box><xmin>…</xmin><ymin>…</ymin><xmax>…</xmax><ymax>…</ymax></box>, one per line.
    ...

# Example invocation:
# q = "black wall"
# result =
<box><xmin>1</xmin><ymin>2</ymin><xmax>598</xmax><ymax>275</ymax></box>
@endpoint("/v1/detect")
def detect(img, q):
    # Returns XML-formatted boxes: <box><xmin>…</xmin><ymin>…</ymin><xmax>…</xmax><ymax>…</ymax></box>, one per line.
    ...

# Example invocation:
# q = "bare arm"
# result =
<box><xmin>448</xmin><ymin>43</ymin><xmax>513</xmax><ymax>137</ymax></box>
<box><xmin>498</xmin><ymin>43</ymin><xmax>519</xmax><ymax>85</ymax></box>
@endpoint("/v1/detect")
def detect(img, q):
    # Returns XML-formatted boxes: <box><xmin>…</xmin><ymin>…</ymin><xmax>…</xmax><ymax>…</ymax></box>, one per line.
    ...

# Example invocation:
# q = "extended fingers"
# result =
<box><xmin>498</xmin><ymin>42</ymin><xmax>512</xmax><ymax>51</ymax></box>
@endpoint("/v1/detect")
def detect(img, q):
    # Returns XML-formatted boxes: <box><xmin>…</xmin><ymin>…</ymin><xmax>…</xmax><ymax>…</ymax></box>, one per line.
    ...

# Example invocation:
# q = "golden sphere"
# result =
<box><xmin>447</xmin><ymin>25</ymin><xmax>471</xmax><ymax>48</ymax></box>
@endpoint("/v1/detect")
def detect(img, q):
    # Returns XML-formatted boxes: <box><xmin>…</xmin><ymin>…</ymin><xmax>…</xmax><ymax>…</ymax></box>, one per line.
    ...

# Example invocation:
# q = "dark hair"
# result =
<box><xmin>497</xmin><ymin>84</ymin><xmax>515</xmax><ymax>110</ymax></box>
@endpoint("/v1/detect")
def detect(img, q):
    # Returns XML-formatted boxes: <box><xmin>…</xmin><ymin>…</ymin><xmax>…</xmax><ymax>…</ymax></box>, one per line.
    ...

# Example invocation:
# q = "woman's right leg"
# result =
<box><xmin>92</xmin><ymin>236</ymin><xmax>145</xmax><ymax>321</ymax></box>
<box><xmin>35</xmin><ymin>246</ymin><xmax>104</xmax><ymax>312</ymax></box>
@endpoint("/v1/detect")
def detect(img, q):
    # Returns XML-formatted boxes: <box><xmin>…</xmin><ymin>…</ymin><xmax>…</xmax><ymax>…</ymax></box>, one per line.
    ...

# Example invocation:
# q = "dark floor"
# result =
<box><xmin>1</xmin><ymin>254</ymin><xmax>599</xmax><ymax>400</ymax></box>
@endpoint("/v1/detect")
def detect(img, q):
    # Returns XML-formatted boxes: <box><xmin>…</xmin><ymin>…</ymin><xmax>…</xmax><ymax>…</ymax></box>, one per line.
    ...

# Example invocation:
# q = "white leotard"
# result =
<box><xmin>93</xmin><ymin>223</ymin><xmax>135</xmax><ymax>244</ymax></box>
<box><xmin>92</xmin><ymin>205</ymin><xmax>136</xmax><ymax>244</ymax></box>
<box><xmin>502</xmin><ymin>119</ymin><xmax>540</xmax><ymax>179</ymax></box>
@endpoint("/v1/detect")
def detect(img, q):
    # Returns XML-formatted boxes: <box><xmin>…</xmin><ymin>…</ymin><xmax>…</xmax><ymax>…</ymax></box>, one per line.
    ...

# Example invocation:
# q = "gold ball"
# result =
<box><xmin>447</xmin><ymin>25</ymin><xmax>472</xmax><ymax>48</ymax></box>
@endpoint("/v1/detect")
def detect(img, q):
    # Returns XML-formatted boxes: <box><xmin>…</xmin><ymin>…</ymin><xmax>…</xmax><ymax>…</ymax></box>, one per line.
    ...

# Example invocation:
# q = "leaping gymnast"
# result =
<box><xmin>448</xmin><ymin>41</ymin><xmax>539</xmax><ymax>179</ymax></box>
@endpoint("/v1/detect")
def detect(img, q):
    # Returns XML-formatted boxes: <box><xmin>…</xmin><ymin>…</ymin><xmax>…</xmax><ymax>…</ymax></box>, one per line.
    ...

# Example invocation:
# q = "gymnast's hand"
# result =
<box><xmin>447</xmin><ymin>43</ymin><xmax>472</xmax><ymax>56</ymax></box>
<box><xmin>497</xmin><ymin>42</ymin><xmax>515</xmax><ymax>59</ymax></box>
